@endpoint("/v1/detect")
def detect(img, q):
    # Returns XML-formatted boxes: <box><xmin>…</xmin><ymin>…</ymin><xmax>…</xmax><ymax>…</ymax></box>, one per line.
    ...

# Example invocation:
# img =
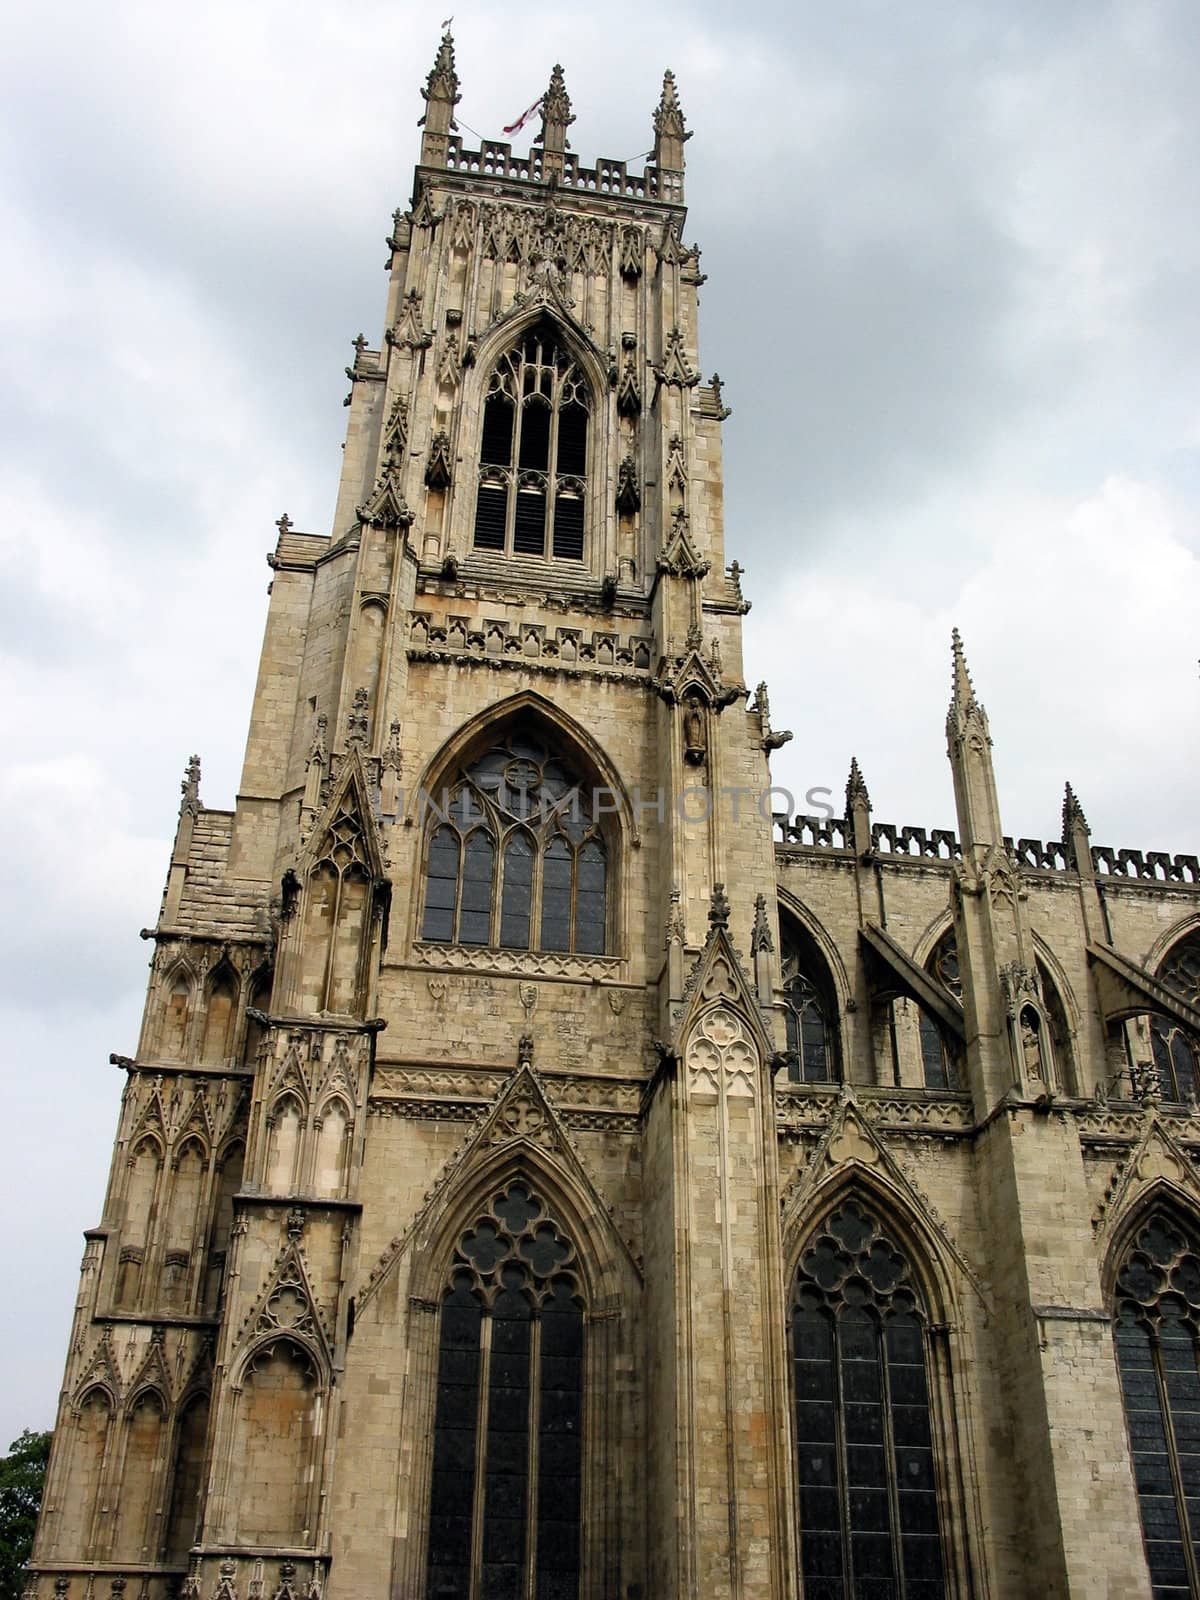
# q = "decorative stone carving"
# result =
<box><xmin>687</xmin><ymin>1007</ymin><xmax>756</xmax><ymax>1102</ymax></box>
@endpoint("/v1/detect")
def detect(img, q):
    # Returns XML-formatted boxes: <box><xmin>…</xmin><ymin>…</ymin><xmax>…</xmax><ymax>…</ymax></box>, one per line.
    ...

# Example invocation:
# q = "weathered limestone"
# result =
<box><xmin>28</xmin><ymin>31</ymin><xmax>1200</xmax><ymax>1600</ymax></box>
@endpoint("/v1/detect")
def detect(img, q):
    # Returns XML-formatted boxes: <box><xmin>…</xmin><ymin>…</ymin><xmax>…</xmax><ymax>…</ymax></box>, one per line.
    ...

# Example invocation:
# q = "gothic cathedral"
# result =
<box><xmin>28</xmin><ymin>33</ymin><xmax>1200</xmax><ymax>1600</ymax></box>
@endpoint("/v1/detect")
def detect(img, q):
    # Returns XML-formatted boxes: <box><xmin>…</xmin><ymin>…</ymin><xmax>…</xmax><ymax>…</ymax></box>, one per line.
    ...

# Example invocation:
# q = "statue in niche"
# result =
<box><xmin>1020</xmin><ymin>1006</ymin><xmax>1043</xmax><ymax>1082</ymax></box>
<box><xmin>683</xmin><ymin>693</ymin><xmax>707</xmax><ymax>766</ymax></box>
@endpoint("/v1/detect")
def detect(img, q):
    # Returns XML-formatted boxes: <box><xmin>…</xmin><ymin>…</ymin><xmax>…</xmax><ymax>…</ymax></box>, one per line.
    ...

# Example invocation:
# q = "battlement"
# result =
<box><xmin>439</xmin><ymin>136</ymin><xmax>681</xmax><ymax>204</ymax></box>
<box><xmin>775</xmin><ymin>812</ymin><xmax>1200</xmax><ymax>884</ymax></box>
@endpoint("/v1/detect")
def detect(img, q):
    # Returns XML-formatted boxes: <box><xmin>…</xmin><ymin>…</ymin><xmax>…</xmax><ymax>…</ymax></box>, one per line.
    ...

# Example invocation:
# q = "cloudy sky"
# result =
<box><xmin>2</xmin><ymin>0</ymin><xmax>1197</xmax><ymax>1442</ymax></box>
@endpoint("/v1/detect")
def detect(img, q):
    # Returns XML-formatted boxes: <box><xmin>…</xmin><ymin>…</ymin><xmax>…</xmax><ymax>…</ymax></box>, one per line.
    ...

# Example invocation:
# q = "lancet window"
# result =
<box><xmin>1113</xmin><ymin>1211</ymin><xmax>1200</xmax><ymax>1597</ymax></box>
<box><xmin>425</xmin><ymin>1181</ymin><xmax>584</xmax><ymax>1600</ymax></box>
<box><xmin>473</xmin><ymin>324</ymin><xmax>589</xmax><ymax>561</ymax></box>
<box><xmin>792</xmin><ymin>1200</ymin><xmax>947</xmax><ymax>1599</ymax></box>
<box><xmin>1152</xmin><ymin>935</ymin><xmax>1200</xmax><ymax>1103</ymax></box>
<box><xmin>781</xmin><ymin>922</ymin><xmax>838</xmax><ymax>1083</ymax></box>
<box><xmin>919</xmin><ymin>936</ymin><xmax>962</xmax><ymax>1091</ymax></box>
<box><xmin>420</xmin><ymin>731</ymin><xmax>608</xmax><ymax>955</ymax></box>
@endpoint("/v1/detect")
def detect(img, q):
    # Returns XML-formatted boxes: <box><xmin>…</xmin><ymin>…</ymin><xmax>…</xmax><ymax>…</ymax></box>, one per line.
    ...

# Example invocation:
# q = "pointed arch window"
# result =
<box><xmin>781</xmin><ymin>920</ymin><xmax>838</xmax><ymax>1083</ymax></box>
<box><xmin>420</xmin><ymin>731</ymin><xmax>609</xmax><ymax>955</ymax></box>
<box><xmin>919</xmin><ymin>935</ymin><xmax>963</xmax><ymax>1091</ymax></box>
<box><xmin>426</xmin><ymin>1181</ymin><xmax>584</xmax><ymax>1600</ymax></box>
<box><xmin>1152</xmin><ymin>935</ymin><xmax>1200</xmax><ymax>1103</ymax></box>
<box><xmin>473</xmin><ymin>324</ymin><xmax>589</xmax><ymax>561</ymax></box>
<box><xmin>792</xmin><ymin>1199</ymin><xmax>947</xmax><ymax>1598</ymax></box>
<box><xmin>1113</xmin><ymin>1211</ymin><xmax>1200</xmax><ymax>1596</ymax></box>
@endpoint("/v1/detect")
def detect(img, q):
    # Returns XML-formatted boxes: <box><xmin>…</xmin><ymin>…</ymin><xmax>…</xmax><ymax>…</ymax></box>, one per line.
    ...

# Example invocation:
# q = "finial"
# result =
<box><xmin>846</xmin><ymin>755</ymin><xmax>871</xmax><ymax>814</ymax></box>
<box><xmin>421</xmin><ymin>28</ymin><xmax>460</xmax><ymax>110</ymax></box>
<box><xmin>751</xmin><ymin>892</ymin><xmax>774</xmax><ymax>956</ymax></box>
<box><xmin>180</xmin><ymin>754</ymin><xmax>202</xmax><ymax>816</ymax></box>
<box><xmin>708</xmin><ymin>882</ymin><xmax>730</xmax><ymax>930</ymax></box>
<box><xmin>537</xmin><ymin>63</ymin><xmax>575</xmax><ymax>159</ymax></box>
<box><xmin>1062</xmin><ymin>781</ymin><xmax>1089</xmax><ymax>838</ymax></box>
<box><xmin>948</xmin><ymin>627</ymin><xmax>985</xmax><ymax>723</ymax></box>
<box><xmin>419</xmin><ymin>27</ymin><xmax>461</xmax><ymax>163</ymax></box>
<box><xmin>653</xmin><ymin>68</ymin><xmax>691</xmax><ymax>173</ymax></box>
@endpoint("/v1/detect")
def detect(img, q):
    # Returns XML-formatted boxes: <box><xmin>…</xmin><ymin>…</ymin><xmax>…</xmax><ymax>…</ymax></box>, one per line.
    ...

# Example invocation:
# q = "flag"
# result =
<box><xmin>503</xmin><ymin>95</ymin><xmax>543</xmax><ymax>136</ymax></box>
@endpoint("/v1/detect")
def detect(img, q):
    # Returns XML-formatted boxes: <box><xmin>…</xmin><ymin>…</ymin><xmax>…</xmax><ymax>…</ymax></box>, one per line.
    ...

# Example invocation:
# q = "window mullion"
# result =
<box><xmin>547</xmin><ymin>395</ymin><xmax>561</xmax><ymax>553</ymax></box>
<box><xmin>567</xmin><ymin>842</ymin><xmax>579</xmax><ymax>956</ymax></box>
<box><xmin>833</xmin><ymin>1310</ymin><xmax>852</xmax><ymax>1599</ymax></box>
<box><xmin>530</xmin><ymin>828</ymin><xmax>545</xmax><ymax>954</ymax></box>
<box><xmin>508</xmin><ymin>399</ymin><xmax>524</xmax><ymax>556</ymax></box>
<box><xmin>470</xmin><ymin>1309</ymin><xmax>494</xmax><ymax>1600</ymax></box>
<box><xmin>524</xmin><ymin>1311</ymin><xmax>543</xmax><ymax>1600</ymax></box>
<box><xmin>880</xmin><ymin>1318</ymin><xmax>906</xmax><ymax>1600</ymax></box>
<box><xmin>1152</xmin><ymin>1327</ymin><xmax>1200</xmax><ymax>1595</ymax></box>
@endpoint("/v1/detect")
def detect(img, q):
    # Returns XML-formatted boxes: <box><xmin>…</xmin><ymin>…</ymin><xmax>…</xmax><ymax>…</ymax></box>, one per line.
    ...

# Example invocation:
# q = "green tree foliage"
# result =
<box><xmin>0</xmin><ymin>1431</ymin><xmax>51</xmax><ymax>1600</ymax></box>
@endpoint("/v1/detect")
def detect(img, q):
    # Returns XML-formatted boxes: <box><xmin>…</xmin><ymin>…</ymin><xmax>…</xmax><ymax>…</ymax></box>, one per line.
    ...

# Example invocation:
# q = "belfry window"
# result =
<box><xmin>420</xmin><ymin>730</ymin><xmax>608</xmax><ymax>955</ymax></box>
<box><xmin>1113</xmin><ymin>1211</ymin><xmax>1200</xmax><ymax>1597</ymax></box>
<box><xmin>781</xmin><ymin>920</ymin><xmax>838</xmax><ymax>1083</ymax></box>
<box><xmin>473</xmin><ymin>324</ymin><xmax>589</xmax><ymax>561</ymax></box>
<box><xmin>1152</xmin><ymin>935</ymin><xmax>1200</xmax><ymax>1103</ymax></box>
<box><xmin>426</xmin><ymin>1181</ymin><xmax>584</xmax><ymax>1600</ymax></box>
<box><xmin>792</xmin><ymin>1200</ymin><xmax>947</xmax><ymax>1599</ymax></box>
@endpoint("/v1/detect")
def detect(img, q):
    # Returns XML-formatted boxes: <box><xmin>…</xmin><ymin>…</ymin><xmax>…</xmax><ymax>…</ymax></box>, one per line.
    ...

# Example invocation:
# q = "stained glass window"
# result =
<box><xmin>1152</xmin><ymin>937</ymin><xmax>1200</xmax><ymax>1103</ymax></box>
<box><xmin>426</xmin><ymin>1182</ymin><xmax>584</xmax><ymax>1600</ymax></box>
<box><xmin>781</xmin><ymin>925</ymin><xmax>837</xmax><ymax>1084</ymax></box>
<box><xmin>918</xmin><ymin>936</ymin><xmax>961</xmax><ymax>1092</ymax></box>
<box><xmin>474</xmin><ymin>324</ymin><xmax>589</xmax><ymax>561</ymax></box>
<box><xmin>1114</xmin><ymin>1211</ymin><xmax>1200</xmax><ymax>1598</ymax></box>
<box><xmin>793</xmin><ymin>1200</ymin><xmax>946</xmax><ymax>1599</ymax></box>
<box><xmin>420</xmin><ymin>731</ymin><xmax>608</xmax><ymax>956</ymax></box>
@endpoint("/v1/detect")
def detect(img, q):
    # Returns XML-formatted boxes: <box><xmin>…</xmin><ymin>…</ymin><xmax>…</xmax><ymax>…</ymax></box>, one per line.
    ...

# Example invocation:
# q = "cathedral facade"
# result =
<box><xmin>27</xmin><ymin>35</ymin><xmax>1200</xmax><ymax>1600</ymax></box>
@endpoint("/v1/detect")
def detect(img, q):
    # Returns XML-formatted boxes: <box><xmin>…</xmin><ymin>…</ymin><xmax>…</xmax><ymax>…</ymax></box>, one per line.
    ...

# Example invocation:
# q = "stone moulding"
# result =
<box><xmin>408</xmin><ymin>942</ymin><xmax>625</xmax><ymax>982</ymax></box>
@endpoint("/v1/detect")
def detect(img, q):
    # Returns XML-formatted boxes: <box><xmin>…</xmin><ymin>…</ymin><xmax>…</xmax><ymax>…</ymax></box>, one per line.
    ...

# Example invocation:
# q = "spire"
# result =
<box><xmin>537</xmin><ymin>63</ymin><xmax>575</xmax><ymax>170</ymax></box>
<box><xmin>944</xmin><ymin>629</ymin><xmax>1003</xmax><ymax>854</ymax></box>
<box><xmin>1062</xmin><ymin>781</ymin><xmax>1092</xmax><ymax>874</ymax></box>
<box><xmin>419</xmin><ymin>27</ymin><xmax>460</xmax><ymax>166</ymax></box>
<box><xmin>845</xmin><ymin>756</ymin><xmax>871</xmax><ymax>816</ymax></box>
<box><xmin>1062</xmin><ymin>781</ymin><xmax>1088</xmax><ymax>839</ymax></box>
<box><xmin>846</xmin><ymin>755</ymin><xmax>872</xmax><ymax>856</ymax></box>
<box><xmin>949</xmin><ymin>627</ymin><xmax>978</xmax><ymax>716</ymax></box>
<box><xmin>652</xmin><ymin>69</ymin><xmax>691</xmax><ymax>175</ymax></box>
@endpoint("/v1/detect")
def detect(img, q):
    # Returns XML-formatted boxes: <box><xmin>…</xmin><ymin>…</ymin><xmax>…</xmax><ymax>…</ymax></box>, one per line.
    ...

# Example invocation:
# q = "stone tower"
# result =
<box><xmin>28</xmin><ymin>30</ymin><xmax>1200</xmax><ymax>1600</ymax></box>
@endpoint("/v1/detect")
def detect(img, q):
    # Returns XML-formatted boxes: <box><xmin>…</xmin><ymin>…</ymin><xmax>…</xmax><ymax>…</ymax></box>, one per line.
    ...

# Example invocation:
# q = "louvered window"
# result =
<box><xmin>473</xmin><ymin>324</ymin><xmax>589</xmax><ymax>561</ymax></box>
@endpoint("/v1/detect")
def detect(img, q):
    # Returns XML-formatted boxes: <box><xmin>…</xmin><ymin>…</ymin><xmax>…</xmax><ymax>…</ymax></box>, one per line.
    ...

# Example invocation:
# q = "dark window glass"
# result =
<box><xmin>782</xmin><ymin>960</ymin><xmax>833</xmax><ymax>1084</ymax></box>
<box><xmin>574</xmin><ymin>840</ymin><xmax>606</xmax><ymax>956</ymax></box>
<box><xmin>556</xmin><ymin>402</ymin><xmax>588</xmax><ymax>477</ymax></box>
<box><xmin>501</xmin><ymin>832</ymin><xmax>534</xmax><ymax>949</ymax></box>
<box><xmin>793</xmin><ymin>1202</ymin><xmax>946</xmax><ymax>1599</ymax></box>
<box><xmin>1114</xmin><ymin>1213</ymin><xmax>1200</xmax><ymax>1596</ymax></box>
<box><xmin>459</xmin><ymin>830</ymin><xmax>495</xmax><ymax>945</ymax></box>
<box><xmin>519</xmin><ymin>400</ymin><xmax>551</xmax><ymax>472</ymax></box>
<box><xmin>422</xmin><ymin>826</ymin><xmax>460</xmax><ymax>943</ymax></box>
<box><xmin>541</xmin><ymin>837</ymin><xmax>572</xmax><ymax>953</ymax></box>
<box><xmin>426</xmin><ymin>1185</ymin><xmax>582</xmax><ymax>1600</ymax></box>
<box><xmin>420</xmin><ymin>731</ymin><xmax>610</xmax><ymax>957</ymax></box>
<box><xmin>481</xmin><ymin>391</ymin><xmax>515</xmax><ymax>467</ymax></box>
